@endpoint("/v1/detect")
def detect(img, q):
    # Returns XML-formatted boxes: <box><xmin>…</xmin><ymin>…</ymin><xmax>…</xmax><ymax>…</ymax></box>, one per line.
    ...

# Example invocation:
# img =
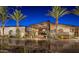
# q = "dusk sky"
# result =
<box><xmin>0</xmin><ymin>6</ymin><xmax>79</xmax><ymax>27</ymax></box>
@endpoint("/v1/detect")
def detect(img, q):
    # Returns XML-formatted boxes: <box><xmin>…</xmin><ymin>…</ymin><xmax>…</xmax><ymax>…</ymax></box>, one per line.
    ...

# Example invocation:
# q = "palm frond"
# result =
<box><xmin>59</xmin><ymin>8</ymin><xmax>69</xmax><ymax>17</ymax></box>
<box><xmin>10</xmin><ymin>14</ymin><xmax>16</xmax><ymax>20</ymax></box>
<box><xmin>0</xmin><ymin>7</ymin><xmax>8</xmax><ymax>20</ymax></box>
<box><xmin>19</xmin><ymin>14</ymin><xmax>26</xmax><ymax>20</ymax></box>
<box><xmin>49</xmin><ymin>6</ymin><xmax>68</xmax><ymax>18</ymax></box>
<box><xmin>76</xmin><ymin>6</ymin><xmax>79</xmax><ymax>10</ymax></box>
<box><xmin>20</xmin><ymin>15</ymin><xmax>26</xmax><ymax>20</ymax></box>
<box><xmin>73</xmin><ymin>6</ymin><xmax>79</xmax><ymax>16</ymax></box>
<box><xmin>60</xmin><ymin>11</ymin><xmax>69</xmax><ymax>17</ymax></box>
<box><xmin>10</xmin><ymin>9</ymin><xmax>26</xmax><ymax>21</ymax></box>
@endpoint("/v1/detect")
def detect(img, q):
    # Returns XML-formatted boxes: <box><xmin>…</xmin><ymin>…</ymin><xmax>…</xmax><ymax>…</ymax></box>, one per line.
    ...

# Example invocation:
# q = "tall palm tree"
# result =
<box><xmin>0</xmin><ymin>7</ymin><xmax>8</xmax><ymax>36</ymax></box>
<box><xmin>72</xmin><ymin>6</ymin><xmax>79</xmax><ymax>37</ymax></box>
<box><xmin>10</xmin><ymin>9</ymin><xmax>26</xmax><ymax>52</ymax></box>
<box><xmin>10</xmin><ymin>9</ymin><xmax>26</xmax><ymax>36</ymax></box>
<box><xmin>49</xmin><ymin>6</ymin><xmax>69</xmax><ymax>33</ymax></box>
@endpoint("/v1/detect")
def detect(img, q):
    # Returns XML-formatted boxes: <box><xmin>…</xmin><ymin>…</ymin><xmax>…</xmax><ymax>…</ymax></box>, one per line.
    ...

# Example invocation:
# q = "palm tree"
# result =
<box><xmin>0</xmin><ymin>7</ymin><xmax>8</xmax><ymax>37</ymax></box>
<box><xmin>10</xmin><ymin>9</ymin><xmax>26</xmax><ymax>38</ymax></box>
<box><xmin>10</xmin><ymin>9</ymin><xmax>26</xmax><ymax>31</ymax></box>
<box><xmin>49</xmin><ymin>6</ymin><xmax>69</xmax><ymax>33</ymax></box>
<box><xmin>72</xmin><ymin>6</ymin><xmax>79</xmax><ymax>37</ymax></box>
<box><xmin>10</xmin><ymin>9</ymin><xmax>26</xmax><ymax>52</ymax></box>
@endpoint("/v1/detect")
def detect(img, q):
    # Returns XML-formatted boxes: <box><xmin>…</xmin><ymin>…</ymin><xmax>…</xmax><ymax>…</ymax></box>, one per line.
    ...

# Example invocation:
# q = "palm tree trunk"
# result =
<box><xmin>16</xmin><ymin>20</ymin><xmax>20</xmax><ymax>39</ymax></box>
<box><xmin>47</xmin><ymin>20</ymin><xmax>50</xmax><ymax>39</ymax></box>
<box><xmin>3</xmin><ymin>26</ymin><xmax>4</xmax><ymax>36</ymax></box>
<box><xmin>16</xmin><ymin>21</ymin><xmax>19</xmax><ymax>30</ymax></box>
<box><xmin>48</xmin><ymin>20</ymin><xmax>50</xmax><ymax>32</ymax></box>
<box><xmin>2</xmin><ymin>25</ymin><xmax>4</xmax><ymax>36</ymax></box>
<box><xmin>1</xmin><ymin>25</ymin><xmax>5</xmax><ymax>41</ymax></box>
<box><xmin>55</xmin><ymin>17</ymin><xmax>58</xmax><ymax>33</ymax></box>
<box><xmin>2</xmin><ymin>20</ymin><xmax>5</xmax><ymax>37</ymax></box>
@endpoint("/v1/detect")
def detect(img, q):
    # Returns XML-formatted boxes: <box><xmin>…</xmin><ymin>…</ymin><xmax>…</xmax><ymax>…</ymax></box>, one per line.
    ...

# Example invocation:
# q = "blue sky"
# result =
<box><xmin>0</xmin><ymin>6</ymin><xmax>79</xmax><ymax>27</ymax></box>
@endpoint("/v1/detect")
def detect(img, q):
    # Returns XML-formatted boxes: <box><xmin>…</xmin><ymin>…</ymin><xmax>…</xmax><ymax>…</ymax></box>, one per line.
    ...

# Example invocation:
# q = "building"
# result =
<box><xmin>25</xmin><ymin>22</ymin><xmax>79</xmax><ymax>39</ymax></box>
<box><xmin>50</xmin><ymin>23</ymin><xmax>79</xmax><ymax>38</ymax></box>
<box><xmin>25</xmin><ymin>22</ymin><xmax>50</xmax><ymax>40</ymax></box>
<box><xmin>50</xmin><ymin>24</ymin><xmax>74</xmax><ymax>33</ymax></box>
<box><xmin>0</xmin><ymin>21</ymin><xmax>78</xmax><ymax>40</ymax></box>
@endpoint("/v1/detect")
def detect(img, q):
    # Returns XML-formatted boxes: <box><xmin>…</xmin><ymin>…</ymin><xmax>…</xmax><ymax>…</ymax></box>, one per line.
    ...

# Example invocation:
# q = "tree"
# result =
<box><xmin>49</xmin><ymin>6</ymin><xmax>69</xmax><ymax>33</ymax></box>
<box><xmin>72</xmin><ymin>6</ymin><xmax>79</xmax><ymax>37</ymax></box>
<box><xmin>10</xmin><ymin>9</ymin><xmax>26</xmax><ymax>38</ymax></box>
<box><xmin>0</xmin><ymin>7</ymin><xmax>8</xmax><ymax>37</ymax></box>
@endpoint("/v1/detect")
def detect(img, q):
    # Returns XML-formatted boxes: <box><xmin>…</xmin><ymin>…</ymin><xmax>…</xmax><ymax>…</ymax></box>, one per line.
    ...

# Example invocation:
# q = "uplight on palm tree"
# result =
<box><xmin>49</xmin><ymin>6</ymin><xmax>69</xmax><ymax>33</ymax></box>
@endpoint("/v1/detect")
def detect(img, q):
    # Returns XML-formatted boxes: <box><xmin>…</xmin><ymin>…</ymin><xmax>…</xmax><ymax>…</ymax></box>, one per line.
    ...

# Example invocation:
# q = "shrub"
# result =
<box><xmin>9</xmin><ymin>30</ymin><xmax>13</xmax><ymax>37</ymax></box>
<box><xmin>16</xmin><ymin>29</ymin><xmax>21</xmax><ymax>38</ymax></box>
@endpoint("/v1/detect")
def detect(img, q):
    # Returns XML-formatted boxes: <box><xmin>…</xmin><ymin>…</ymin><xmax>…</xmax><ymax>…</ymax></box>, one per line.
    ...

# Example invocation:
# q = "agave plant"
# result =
<box><xmin>49</xmin><ymin>6</ymin><xmax>69</xmax><ymax>33</ymax></box>
<box><xmin>0</xmin><ymin>6</ymin><xmax>8</xmax><ymax>37</ymax></box>
<box><xmin>10</xmin><ymin>9</ymin><xmax>26</xmax><ymax>38</ymax></box>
